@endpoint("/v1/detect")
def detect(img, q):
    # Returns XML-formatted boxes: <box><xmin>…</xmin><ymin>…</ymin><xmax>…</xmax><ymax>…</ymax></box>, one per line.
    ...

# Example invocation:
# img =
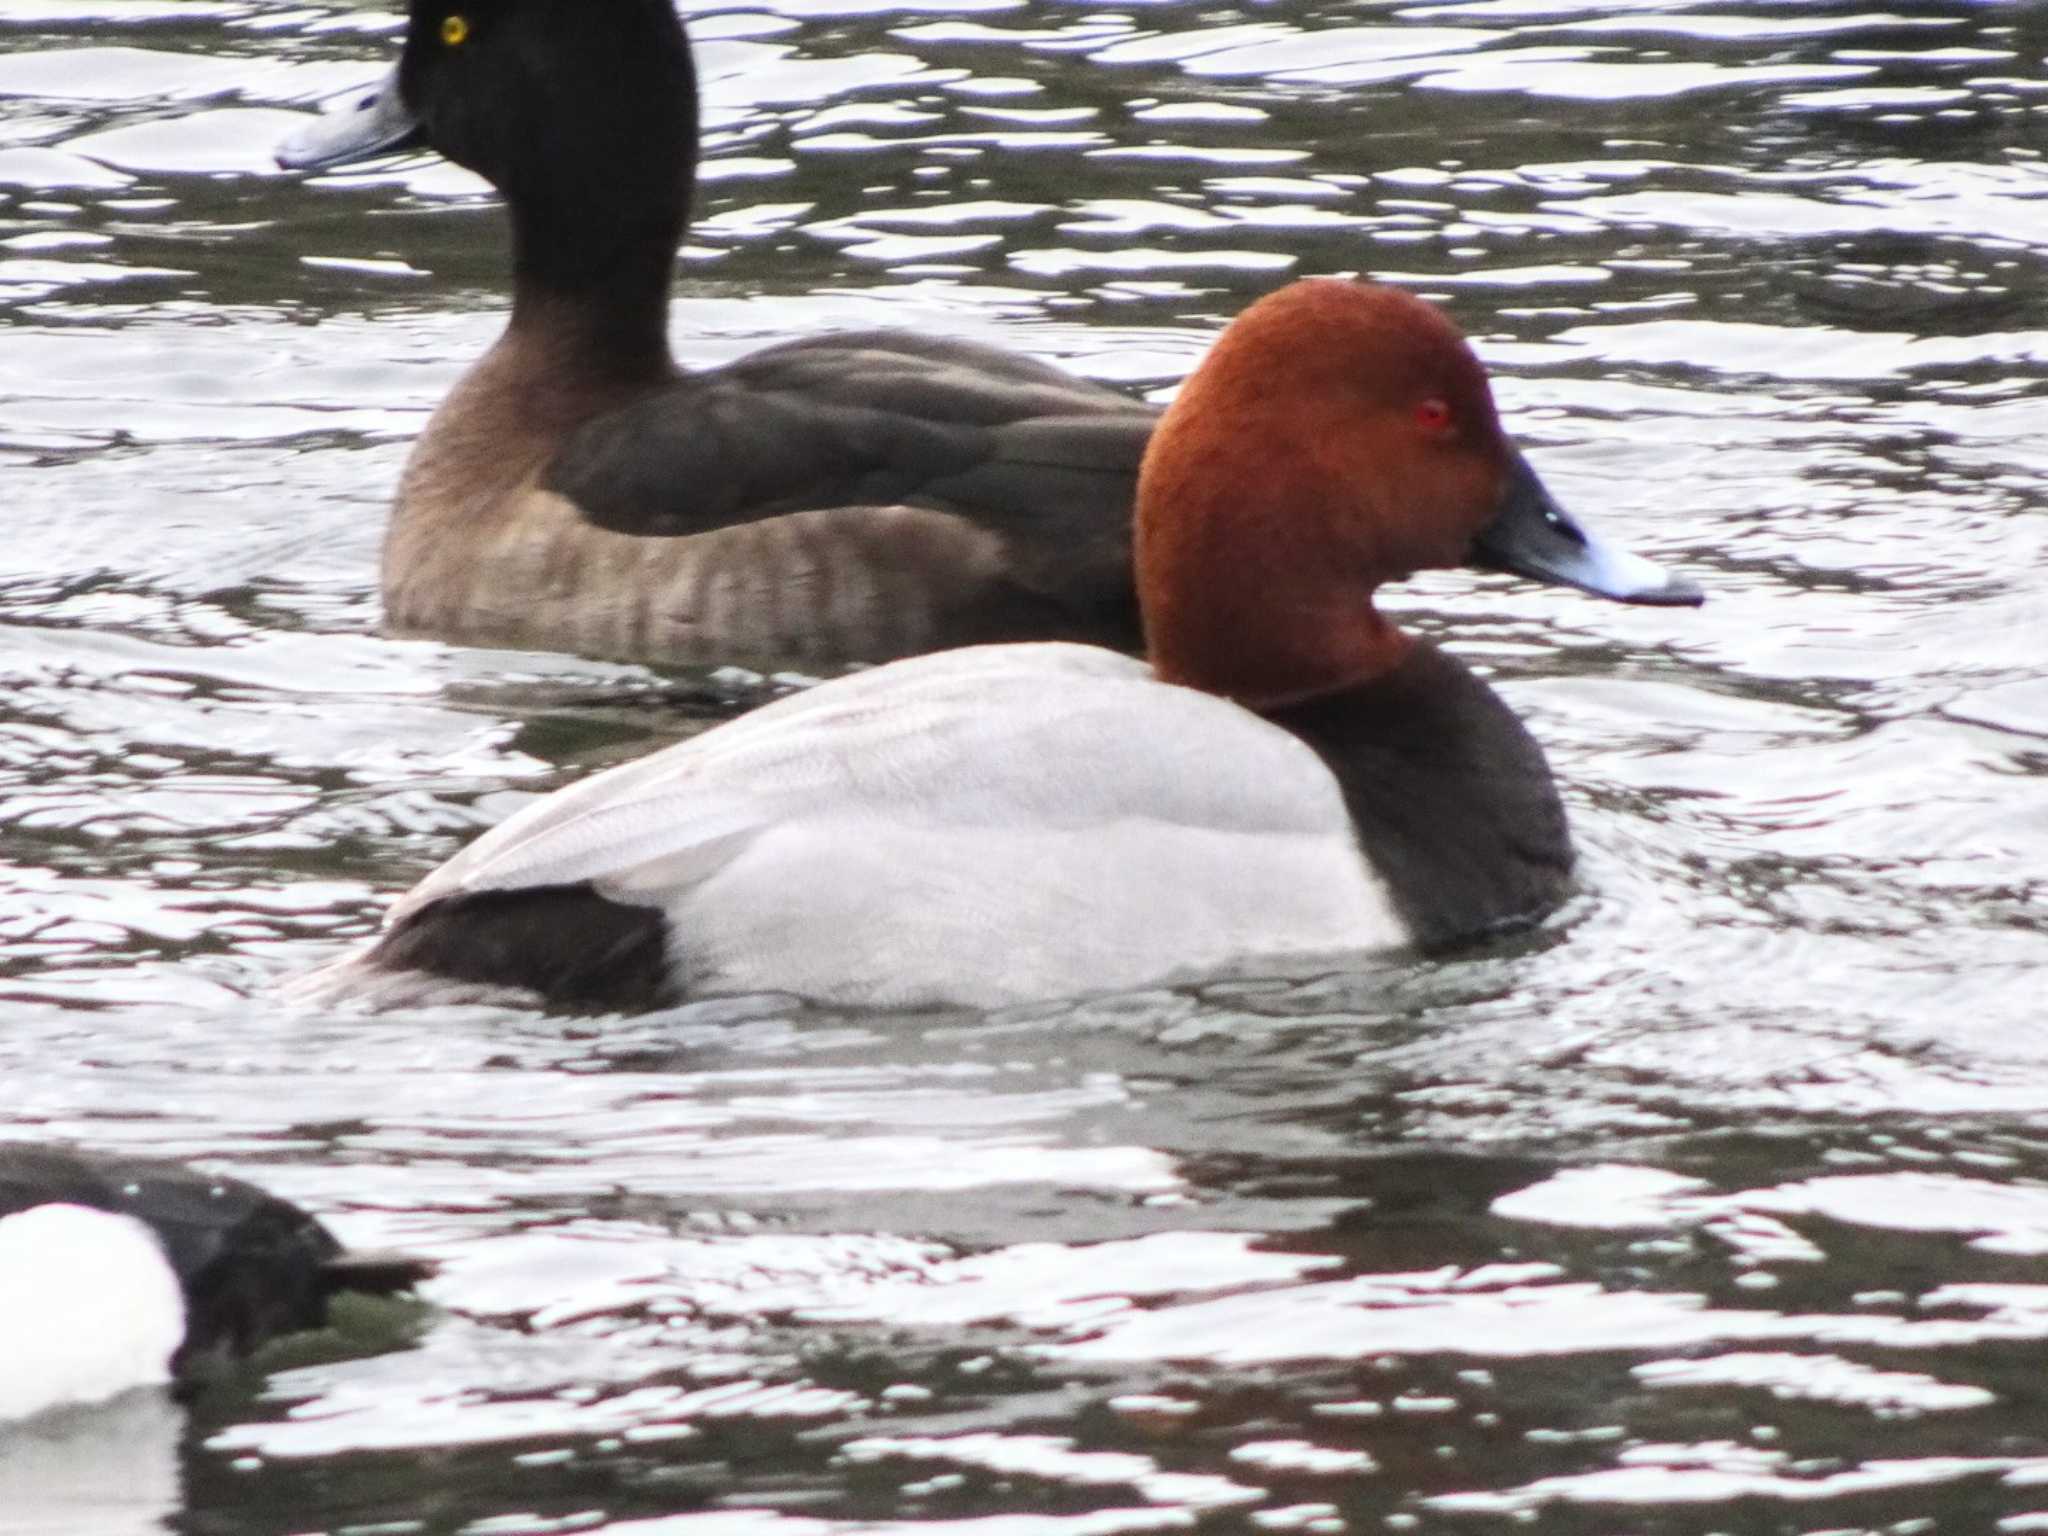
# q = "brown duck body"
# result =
<box><xmin>386</xmin><ymin>317</ymin><xmax>1149</xmax><ymax>668</ymax></box>
<box><xmin>280</xmin><ymin>0</ymin><xmax>1154</xmax><ymax>670</ymax></box>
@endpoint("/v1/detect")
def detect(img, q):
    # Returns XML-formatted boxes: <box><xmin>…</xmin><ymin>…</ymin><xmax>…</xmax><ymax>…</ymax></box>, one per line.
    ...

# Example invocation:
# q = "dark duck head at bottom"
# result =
<box><xmin>0</xmin><ymin>1145</ymin><xmax>429</xmax><ymax>1421</ymax></box>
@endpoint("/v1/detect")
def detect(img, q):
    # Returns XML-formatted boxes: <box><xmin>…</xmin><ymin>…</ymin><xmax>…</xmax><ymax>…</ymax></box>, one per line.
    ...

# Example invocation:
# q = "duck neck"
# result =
<box><xmin>506</xmin><ymin>200</ymin><xmax>682</xmax><ymax>384</ymax></box>
<box><xmin>1146</xmin><ymin>559</ymin><xmax>1413</xmax><ymax>711</ymax></box>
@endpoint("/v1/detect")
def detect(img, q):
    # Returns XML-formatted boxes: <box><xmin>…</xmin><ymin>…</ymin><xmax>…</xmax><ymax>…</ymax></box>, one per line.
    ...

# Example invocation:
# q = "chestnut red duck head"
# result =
<box><xmin>1136</xmin><ymin>278</ymin><xmax>1700</xmax><ymax>709</ymax></box>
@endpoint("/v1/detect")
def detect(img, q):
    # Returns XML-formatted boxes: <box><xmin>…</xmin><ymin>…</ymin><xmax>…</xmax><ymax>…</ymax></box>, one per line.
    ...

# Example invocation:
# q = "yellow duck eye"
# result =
<box><xmin>440</xmin><ymin>13</ymin><xmax>470</xmax><ymax>45</ymax></box>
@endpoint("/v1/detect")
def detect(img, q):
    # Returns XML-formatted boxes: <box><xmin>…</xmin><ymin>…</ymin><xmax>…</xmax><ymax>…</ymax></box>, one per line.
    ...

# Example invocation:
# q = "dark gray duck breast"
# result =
<box><xmin>1263</xmin><ymin>639</ymin><xmax>1574</xmax><ymax>951</ymax></box>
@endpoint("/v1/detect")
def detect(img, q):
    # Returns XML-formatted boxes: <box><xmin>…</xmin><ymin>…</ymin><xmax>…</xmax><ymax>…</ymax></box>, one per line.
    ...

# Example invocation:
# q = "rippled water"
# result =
<box><xmin>2</xmin><ymin>0</ymin><xmax>2046</xmax><ymax>1530</ymax></box>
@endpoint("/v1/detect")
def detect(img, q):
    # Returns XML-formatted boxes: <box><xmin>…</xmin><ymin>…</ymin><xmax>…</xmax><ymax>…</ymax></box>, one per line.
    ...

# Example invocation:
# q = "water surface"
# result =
<box><xmin>2</xmin><ymin>0</ymin><xmax>2046</xmax><ymax>1531</ymax></box>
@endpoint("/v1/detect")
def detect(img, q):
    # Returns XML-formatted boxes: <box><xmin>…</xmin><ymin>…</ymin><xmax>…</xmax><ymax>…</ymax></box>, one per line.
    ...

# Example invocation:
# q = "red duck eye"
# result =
<box><xmin>1416</xmin><ymin>398</ymin><xmax>1453</xmax><ymax>433</ymax></box>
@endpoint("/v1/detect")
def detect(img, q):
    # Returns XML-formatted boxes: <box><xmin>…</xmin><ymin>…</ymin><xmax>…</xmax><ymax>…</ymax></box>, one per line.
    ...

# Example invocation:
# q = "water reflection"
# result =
<box><xmin>0</xmin><ymin>1391</ymin><xmax>181</xmax><ymax>1536</ymax></box>
<box><xmin>1</xmin><ymin>0</ymin><xmax>2046</xmax><ymax>1530</ymax></box>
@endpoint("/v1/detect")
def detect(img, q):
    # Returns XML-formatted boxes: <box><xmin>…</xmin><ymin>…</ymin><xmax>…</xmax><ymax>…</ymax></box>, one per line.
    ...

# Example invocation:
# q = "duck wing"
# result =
<box><xmin>542</xmin><ymin>331</ymin><xmax>1157</xmax><ymax>610</ymax></box>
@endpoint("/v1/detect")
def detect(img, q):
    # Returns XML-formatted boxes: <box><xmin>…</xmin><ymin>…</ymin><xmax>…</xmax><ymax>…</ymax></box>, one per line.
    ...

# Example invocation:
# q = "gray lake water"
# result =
<box><xmin>3</xmin><ymin>0</ymin><xmax>2047</xmax><ymax>1531</ymax></box>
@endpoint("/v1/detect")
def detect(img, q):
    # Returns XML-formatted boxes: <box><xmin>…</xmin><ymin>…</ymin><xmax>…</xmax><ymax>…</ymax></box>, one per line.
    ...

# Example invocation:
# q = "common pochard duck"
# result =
<box><xmin>276</xmin><ymin>0</ymin><xmax>1155</xmax><ymax>668</ymax></box>
<box><xmin>0</xmin><ymin>1147</ymin><xmax>426</xmax><ymax>1420</ymax></box>
<box><xmin>299</xmin><ymin>278</ymin><xmax>1701</xmax><ymax>1013</ymax></box>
